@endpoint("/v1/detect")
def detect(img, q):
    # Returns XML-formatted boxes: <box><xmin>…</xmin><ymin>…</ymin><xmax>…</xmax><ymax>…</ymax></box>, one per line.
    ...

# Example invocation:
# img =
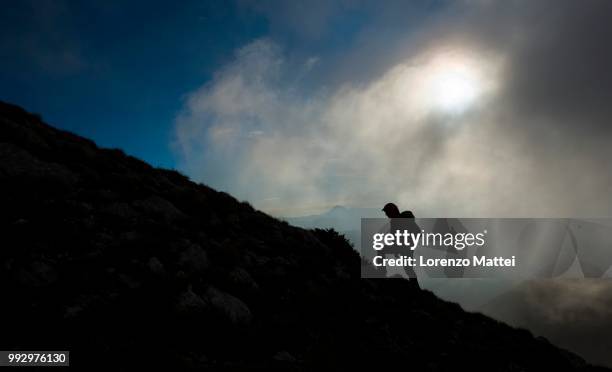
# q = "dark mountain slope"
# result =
<box><xmin>0</xmin><ymin>101</ymin><xmax>605</xmax><ymax>371</ymax></box>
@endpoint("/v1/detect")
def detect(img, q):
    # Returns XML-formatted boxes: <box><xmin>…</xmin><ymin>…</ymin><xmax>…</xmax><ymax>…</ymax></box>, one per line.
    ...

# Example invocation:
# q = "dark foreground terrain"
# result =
<box><xmin>0</xmin><ymin>101</ymin><xmax>606</xmax><ymax>371</ymax></box>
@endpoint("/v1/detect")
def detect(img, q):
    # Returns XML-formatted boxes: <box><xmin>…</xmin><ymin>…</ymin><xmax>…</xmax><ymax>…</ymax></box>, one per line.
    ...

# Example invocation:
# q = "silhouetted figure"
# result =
<box><xmin>382</xmin><ymin>203</ymin><xmax>415</xmax><ymax>219</ymax></box>
<box><xmin>382</xmin><ymin>203</ymin><xmax>419</xmax><ymax>280</ymax></box>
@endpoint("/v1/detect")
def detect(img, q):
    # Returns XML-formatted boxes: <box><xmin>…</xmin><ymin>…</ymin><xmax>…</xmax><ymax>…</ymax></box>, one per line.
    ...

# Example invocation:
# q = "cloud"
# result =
<box><xmin>174</xmin><ymin>0</ymin><xmax>612</xmax><ymax>218</ymax></box>
<box><xmin>482</xmin><ymin>279</ymin><xmax>612</xmax><ymax>367</ymax></box>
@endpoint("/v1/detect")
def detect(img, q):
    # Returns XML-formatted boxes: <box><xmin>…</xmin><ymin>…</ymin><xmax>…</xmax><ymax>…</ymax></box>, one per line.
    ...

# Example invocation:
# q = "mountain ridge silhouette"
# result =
<box><xmin>0</xmin><ymin>101</ymin><xmax>607</xmax><ymax>371</ymax></box>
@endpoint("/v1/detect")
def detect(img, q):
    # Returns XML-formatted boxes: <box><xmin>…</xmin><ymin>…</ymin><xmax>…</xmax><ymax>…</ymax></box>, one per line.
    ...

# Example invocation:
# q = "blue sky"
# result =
<box><xmin>0</xmin><ymin>0</ymin><xmax>411</xmax><ymax>169</ymax></box>
<box><xmin>0</xmin><ymin>1</ymin><xmax>269</xmax><ymax>168</ymax></box>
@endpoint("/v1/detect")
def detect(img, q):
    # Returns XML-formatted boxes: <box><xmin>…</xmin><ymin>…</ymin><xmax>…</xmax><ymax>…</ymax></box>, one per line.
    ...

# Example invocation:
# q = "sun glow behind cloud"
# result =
<box><xmin>174</xmin><ymin>29</ymin><xmax>610</xmax><ymax>219</ymax></box>
<box><xmin>418</xmin><ymin>50</ymin><xmax>499</xmax><ymax>115</ymax></box>
<box><xmin>173</xmin><ymin>40</ymin><xmax>509</xmax><ymax>216</ymax></box>
<box><xmin>428</xmin><ymin>60</ymin><xmax>480</xmax><ymax>112</ymax></box>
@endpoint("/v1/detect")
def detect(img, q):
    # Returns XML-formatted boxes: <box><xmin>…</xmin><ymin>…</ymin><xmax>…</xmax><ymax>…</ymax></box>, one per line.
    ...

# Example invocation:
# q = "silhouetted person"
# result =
<box><xmin>382</xmin><ymin>203</ymin><xmax>419</xmax><ymax>280</ymax></box>
<box><xmin>382</xmin><ymin>202</ymin><xmax>415</xmax><ymax>219</ymax></box>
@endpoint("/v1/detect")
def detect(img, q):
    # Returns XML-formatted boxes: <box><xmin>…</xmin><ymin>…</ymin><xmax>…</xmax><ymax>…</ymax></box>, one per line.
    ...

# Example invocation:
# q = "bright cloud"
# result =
<box><xmin>174</xmin><ymin>1</ymin><xmax>612</xmax><ymax>218</ymax></box>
